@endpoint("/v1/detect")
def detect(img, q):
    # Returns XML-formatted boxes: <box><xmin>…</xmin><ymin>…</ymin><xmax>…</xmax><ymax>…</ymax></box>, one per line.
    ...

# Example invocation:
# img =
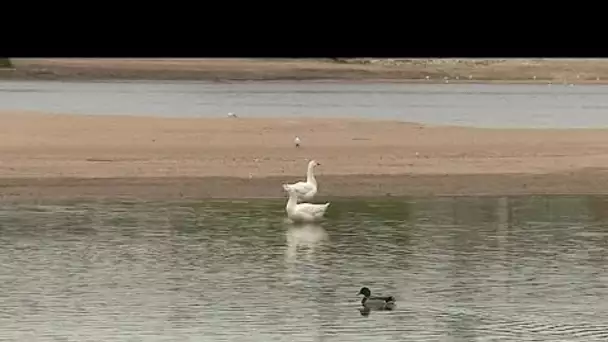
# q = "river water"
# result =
<box><xmin>1</xmin><ymin>79</ymin><xmax>608</xmax><ymax>340</ymax></box>
<box><xmin>2</xmin><ymin>80</ymin><xmax>608</xmax><ymax>128</ymax></box>
<box><xmin>0</xmin><ymin>195</ymin><xmax>607</xmax><ymax>341</ymax></box>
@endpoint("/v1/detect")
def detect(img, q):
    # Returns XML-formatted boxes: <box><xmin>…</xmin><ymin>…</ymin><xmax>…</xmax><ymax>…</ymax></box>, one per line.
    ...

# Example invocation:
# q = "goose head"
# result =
<box><xmin>308</xmin><ymin>160</ymin><xmax>321</xmax><ymax>167</ymax></box>
<box><xmin>282</xmin><ymin>184</ymin><xmax>299</xmax><ymax>196</ymax></box>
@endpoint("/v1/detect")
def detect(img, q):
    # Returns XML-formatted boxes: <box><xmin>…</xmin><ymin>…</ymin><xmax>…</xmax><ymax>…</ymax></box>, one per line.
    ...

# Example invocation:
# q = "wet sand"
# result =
<box><xmin>2</xmin><ymin>110</ymin><xmax>608</xmax><ymax>202</ymax></box>
<box><xmin>3</xmin><ymin>58</ymin><xmax>608</xmax><ymax>83</ymax></box>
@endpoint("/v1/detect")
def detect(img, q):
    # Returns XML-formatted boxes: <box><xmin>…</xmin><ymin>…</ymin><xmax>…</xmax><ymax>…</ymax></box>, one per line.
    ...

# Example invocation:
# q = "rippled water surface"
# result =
<box><xmin>0</xmin><ymin>195</ymin><xmax>607</xmax><ymax>341</ymax></box>
<box><xmin>3</xmin><ymin>80</ymin><xmax>608</xmax><ymax>127</ymax></box>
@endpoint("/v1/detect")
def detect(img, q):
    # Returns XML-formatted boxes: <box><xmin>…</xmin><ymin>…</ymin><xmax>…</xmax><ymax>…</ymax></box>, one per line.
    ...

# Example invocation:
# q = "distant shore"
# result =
<box><xmin>3</xmin><ymin>110</ymin><xmax>608</xmax><ymax>202</ymax></box>
<box><xmin>2</xmin><ymin>58</ymin><xmax>608</xmax><ymax>83</ymax></box>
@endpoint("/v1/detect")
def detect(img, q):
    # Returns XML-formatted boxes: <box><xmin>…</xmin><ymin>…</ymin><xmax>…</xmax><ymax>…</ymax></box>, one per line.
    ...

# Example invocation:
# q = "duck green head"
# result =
<box><xmin>358</xmin><ymin>287</ymin><xmax>371</xmax><ymax>297</ymax></box>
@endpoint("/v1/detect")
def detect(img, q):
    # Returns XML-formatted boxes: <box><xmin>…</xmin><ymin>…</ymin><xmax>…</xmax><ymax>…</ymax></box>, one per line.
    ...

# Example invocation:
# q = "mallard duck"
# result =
<box><xmin>357</xmin><ymin>287</ymin><xmax>396</xmax><ymax>311</ymax></box>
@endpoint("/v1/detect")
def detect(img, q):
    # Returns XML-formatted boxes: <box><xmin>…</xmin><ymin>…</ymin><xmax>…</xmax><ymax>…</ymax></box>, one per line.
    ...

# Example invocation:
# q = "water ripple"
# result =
<box><xmin>0</xmin><ymin>196</ymin><xmax>606</xmax><ymax>341</ymax></box>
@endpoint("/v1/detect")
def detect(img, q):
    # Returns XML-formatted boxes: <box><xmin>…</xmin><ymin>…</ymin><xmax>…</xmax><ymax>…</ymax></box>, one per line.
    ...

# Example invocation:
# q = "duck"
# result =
<box><xmin>282</xmin><ymin>160</ymin><xmax>320</xmax><ymax>202</ymax></box>
<box><xmin>283</xmin><ymin>184</ymin><xmax>330</xmax><ymax>222</ymax></box>
<box><xmin>357</xmin><ymin>287</ymin><xmax>396</xmax><ymax>311</ymax></box>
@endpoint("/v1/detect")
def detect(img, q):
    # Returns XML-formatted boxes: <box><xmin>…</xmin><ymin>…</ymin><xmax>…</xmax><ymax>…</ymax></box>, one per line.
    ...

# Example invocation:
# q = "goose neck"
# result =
<box><xmin>286</xmin><ymin>192</ymin><xmax>298</xmax><ymax>210</ymax></box>
<box><xmin>306</xmin><ymin>164</ymin><xmax>317</xmax><ymax>185</ymax></box>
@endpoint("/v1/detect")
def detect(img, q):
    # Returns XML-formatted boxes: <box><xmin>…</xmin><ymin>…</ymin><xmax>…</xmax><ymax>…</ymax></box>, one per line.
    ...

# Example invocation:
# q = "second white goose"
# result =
<box><xmin>283</xmin><ymin>184</ymin><xmax>330</xmax><ymax>222</ymax></box>
<box><xmin>283</xmin><ymin>160</ymin><xmax>320</xmax><ymax>202</ymax></box>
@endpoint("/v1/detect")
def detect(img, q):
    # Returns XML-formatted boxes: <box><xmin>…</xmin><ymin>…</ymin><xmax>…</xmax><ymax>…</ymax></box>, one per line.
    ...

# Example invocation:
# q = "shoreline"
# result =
<box><xmin>3</xmin><ymin>111</ymin><xmax>608</xmax><ymax>202</ymax></box>
<box><xmin>3</xmin><ymin>170</ymin><xmax>608</xmax><ymax>203</ymax></box>
<box><xmin>2</xmin><ymin>58</ymin><xmax>608</xmax><ymax>83</ymax></box>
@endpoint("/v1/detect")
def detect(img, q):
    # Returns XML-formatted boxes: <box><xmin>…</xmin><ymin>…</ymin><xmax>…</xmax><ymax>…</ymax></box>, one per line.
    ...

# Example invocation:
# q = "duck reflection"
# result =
<box><xmin>358</xmin><ymin>307</ymin><xmax>371</xmax><ymax>317</ymax></box>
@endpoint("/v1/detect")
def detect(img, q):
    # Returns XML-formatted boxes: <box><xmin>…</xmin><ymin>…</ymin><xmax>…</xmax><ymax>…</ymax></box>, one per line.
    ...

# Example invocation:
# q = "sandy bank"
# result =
<box><xmin>2</xmin><ymin>110</ymin><xmax>608</xmax><ymax>201</ymax></box>
<box><xmin>3</xmin><ymin>58</ymin><xmax>608</xmax><ymax>83</ymax></box>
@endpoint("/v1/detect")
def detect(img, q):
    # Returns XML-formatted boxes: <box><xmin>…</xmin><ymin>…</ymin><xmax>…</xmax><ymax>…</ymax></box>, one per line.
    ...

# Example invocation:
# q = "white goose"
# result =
<box><xmin>283</xmin><ymin>160</ymin><xmax>320</xmax><ymax>202</ymax></box>
<box><xmin>283</xmin><ymin>184</ymin><xmax>330</xmax><ymax>222</ymax></box>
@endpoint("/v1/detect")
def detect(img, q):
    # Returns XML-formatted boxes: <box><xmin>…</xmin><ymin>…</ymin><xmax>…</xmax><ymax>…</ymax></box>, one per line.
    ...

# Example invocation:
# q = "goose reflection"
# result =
<box><xmin>284</xmin><ymin>222</ymin><xmax>329</xmax><ymax>288</ymax></box>
<box><xmin>282</xmin><ymin>222</ymin><xmax>331</xmax><ymax>339</ymax></box>
<box><xmin>285</xmin><ymin>222</ymin><xmax>329</xmax><ymax>263</ymax></box>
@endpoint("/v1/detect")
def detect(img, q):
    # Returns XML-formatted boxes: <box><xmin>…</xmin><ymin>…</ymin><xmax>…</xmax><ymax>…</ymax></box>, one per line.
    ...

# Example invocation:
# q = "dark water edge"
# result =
<box><xmin>0</xmin><ymin>194</ymin><xmax>607</xmax><ymax>341</ymax></box>
<box><xmin>10</xmin><ymin>193</ymin><xmax>608</xmax><ymax>218</ymax></box>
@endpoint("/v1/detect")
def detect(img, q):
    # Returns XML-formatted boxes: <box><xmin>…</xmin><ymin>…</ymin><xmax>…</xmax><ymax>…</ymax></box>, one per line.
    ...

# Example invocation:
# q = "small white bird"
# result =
<box><xmin>227</xmin><ymin>112</ymin><xmax>238</xmax><ymax>118</ymax></box>
<box><xmin>294</xmin><ymin>136</ymin><xmax>301</xmax><ymax>148</ymax></box>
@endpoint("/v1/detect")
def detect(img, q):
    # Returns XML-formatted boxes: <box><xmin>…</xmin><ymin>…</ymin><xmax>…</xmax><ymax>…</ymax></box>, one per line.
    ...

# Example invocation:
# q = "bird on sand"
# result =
<box><xmin>227</xmin><ymin>112</ymin><xmax>238</xmax><ymax>118</ymax></box>
<box><xmin>294</xmin><ymin>136</ymin><xmax>301</xmax><ymax>148</ymax></box>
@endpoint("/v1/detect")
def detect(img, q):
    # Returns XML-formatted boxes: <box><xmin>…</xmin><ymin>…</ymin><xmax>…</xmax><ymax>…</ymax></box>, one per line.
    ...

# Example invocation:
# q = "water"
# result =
<box><xmin>0</xmin><ymin>195</ymin><xmax>607</xmax><ymax>341</ymax></box>
<box><xmin>3</xmin><ymin>80</ymin><xmax>608</xmax><ymax>128</ymax></box>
